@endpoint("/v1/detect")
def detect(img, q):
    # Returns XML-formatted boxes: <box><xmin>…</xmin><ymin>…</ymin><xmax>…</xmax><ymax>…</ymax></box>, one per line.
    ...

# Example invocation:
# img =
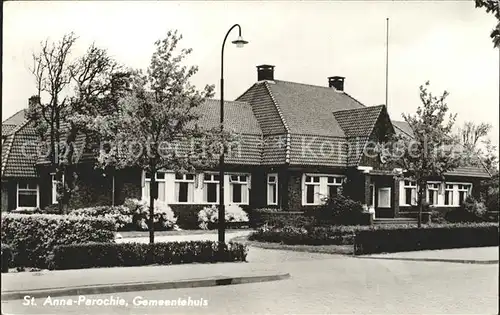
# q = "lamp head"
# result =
<box><xmin>232</xmin><ymin>36</ymin><xmax>248</xmax><ymax>48</ymax></box>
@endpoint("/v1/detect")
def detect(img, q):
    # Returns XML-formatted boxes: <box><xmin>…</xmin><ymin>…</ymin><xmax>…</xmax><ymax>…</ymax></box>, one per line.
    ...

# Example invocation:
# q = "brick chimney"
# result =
<box><xmin>328</xmin><ymin>76</ymin><xmax>345</xmax><ymax>91</ymax></box>
<box><xmin>257</xmin><ymin>65</ymin><xmax>275</xmax><ymax>81</ymax></box>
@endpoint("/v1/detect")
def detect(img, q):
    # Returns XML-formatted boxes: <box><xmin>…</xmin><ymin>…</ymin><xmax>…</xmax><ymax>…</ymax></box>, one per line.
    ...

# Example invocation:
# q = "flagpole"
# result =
<box><xmin>385</xmin><ymin>17</ymin><xmax>389</xmax><ymax>110</ymax></box>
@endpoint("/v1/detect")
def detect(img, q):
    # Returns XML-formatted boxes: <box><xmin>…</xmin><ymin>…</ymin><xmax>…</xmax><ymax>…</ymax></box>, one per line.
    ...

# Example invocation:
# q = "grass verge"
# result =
<box><xmin>230</xmin><ymin>235</ymin><xmax>354</xmax><ymax>255</ymax></box>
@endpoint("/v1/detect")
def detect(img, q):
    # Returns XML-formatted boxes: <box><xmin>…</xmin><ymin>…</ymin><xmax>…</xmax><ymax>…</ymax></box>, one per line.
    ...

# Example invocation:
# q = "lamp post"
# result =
<box><xmin>219</xmin><ymin>24</ymin><xmax>248</xmax><ymax>247</ymax></box>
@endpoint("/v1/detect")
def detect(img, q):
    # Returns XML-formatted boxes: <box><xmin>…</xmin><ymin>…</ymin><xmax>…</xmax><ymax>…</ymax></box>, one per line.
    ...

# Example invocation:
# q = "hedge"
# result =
<box><xmin>1</xmin><ymin>244</ymin><xmax>12</xmax><ymax>273</ymax></box>
<box><xmin>249</xmin><ymin>225</ymin><xmax>369</xmax><ymax>245</ymax></box>
<box><xmin>48</xmin><ymin>241</ymin><xmax>248</xmax><ymax>270</ymax></box>
<box><xmin>354</xmin><ymin>222</ymin><xmax>499</xmax><ymax>255</ymax></box>
<box><xmin>1</xmin><ymin>213</ymin><xmax>116</xmax><ymax>269</ymax></box>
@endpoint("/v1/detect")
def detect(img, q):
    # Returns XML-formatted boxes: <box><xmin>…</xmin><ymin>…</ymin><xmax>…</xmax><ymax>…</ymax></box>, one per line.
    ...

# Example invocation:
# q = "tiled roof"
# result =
<box><xmin>445</xmin><ymin>166</ymin><xmax>491</xmax><ymax>178</ymax></box>
<box><xmin>266</xmin><ymin>80</ymin><xmax>366</xmax><ymax>136</ymax></box>
<box><xmin>261</xmin><ymin>134</ymin><xmax>287</xmax><ymax>165</ymax></box>
<box><xmin>236</xmin><ymin>83</ymin><xmax>287</xmax><ymax>135</ymax></box>
<box><xmin>1</xmin><ymin>120</ymin><xmax>39</xmax><ymax>178</ymax></box>
<box><xmin>333</xmin><ymin>105</ymin><xmax>385</xmax><ymax>137</ymax></box>
<box><xmin>288</xmin><ymin>134</ymin><xmax>347</xmax><ymax>167</ymax></box>
<box><xmin>2</xmin><ymin>109</ymin><xmax>27</xmax><ymax>137</ymax></box>
<box><xmin>2</xmin><ymin>125</ymin><xmax>17</xmax><ymax>136</ymax></box>
<box><xmin>346</xmin><ymin>136</ymin><xmax>370</xmax><ymax>167</ymax></box>
<box><xmin>193</xmin><ymin>99</ymin><xmax>262</xmax><ymax>135</ymax></box>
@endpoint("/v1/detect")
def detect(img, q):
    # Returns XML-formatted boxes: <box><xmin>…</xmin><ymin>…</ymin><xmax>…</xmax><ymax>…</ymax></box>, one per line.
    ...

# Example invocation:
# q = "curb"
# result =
<box><xmin>1</xmin><ymin>273</ymin><xmax>290</xmax><ymax>301</ymax></box>
<box><xmin>354</xmin><ymin>256</ymin><xmax>499</xmax><ymax>264</ymax></box>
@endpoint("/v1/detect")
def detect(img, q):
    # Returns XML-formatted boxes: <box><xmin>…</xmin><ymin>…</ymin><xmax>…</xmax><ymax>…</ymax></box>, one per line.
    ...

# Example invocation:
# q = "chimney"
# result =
<box><xmin>257</xmin><ymin>64</ymin><xmax>275</xmax><ymax>81</ymax></box>
<box><xmin>328</xmin><ymin>76</ymin><xmax>345</xmax><ymax>91</ymax></box>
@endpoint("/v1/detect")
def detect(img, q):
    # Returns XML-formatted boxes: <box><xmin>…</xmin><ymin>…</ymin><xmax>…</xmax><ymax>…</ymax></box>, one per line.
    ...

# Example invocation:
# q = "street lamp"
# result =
<box><xmin>219</xmin><ymin>24</ymin><xmax>248</xmax><ymax>247</ymax></box>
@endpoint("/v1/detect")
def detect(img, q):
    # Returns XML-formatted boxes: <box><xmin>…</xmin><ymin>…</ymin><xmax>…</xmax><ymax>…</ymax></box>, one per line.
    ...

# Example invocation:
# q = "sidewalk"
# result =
<box><xmin>1</xmin><ymin>261</ymin><xmax>289</xmax><ymax>300</ymax></box>
<box><xmin>358</xmin><ymin>246</ymin><xmax>499</xmax><ymax>264</ymax></box>
<box><xmin>115</xmin><ymin>230</ymin><xmax>252</xmax><ymax>244</ymax></box>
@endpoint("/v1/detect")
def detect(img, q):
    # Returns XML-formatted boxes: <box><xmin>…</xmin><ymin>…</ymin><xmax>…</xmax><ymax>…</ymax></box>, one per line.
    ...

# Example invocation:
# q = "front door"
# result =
<box><xmin>376</xmin><ymin>186</ymin><xmax>392</xmax><ymax>218</ymax></box>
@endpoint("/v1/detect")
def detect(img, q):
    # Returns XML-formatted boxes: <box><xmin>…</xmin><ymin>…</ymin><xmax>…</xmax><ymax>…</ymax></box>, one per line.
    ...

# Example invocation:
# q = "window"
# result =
<box><xmin>402</xmin><ymin>180</ymin><xmax>417</xmax><ymax>206</ymax></box>
<box><xmin>175</xmin><ymin>173</ymin><xmax>195</xmax><ymax>203</ymax></box>
<box><xmin>267</xmin><ymin>174</ymin><xmax>278</xmax><ymax>205</ymax></box>
<box><xmin>302</xmin><ymin>174</ymin><xmax>345</xmax><ymax>205</ymax></box>
<box><xmin>204</xmin><ymin>174</ymin><xmax>220</xmax><ymax>203</ymax></box>
<box><xmin>427</xmin><ymin>183</ymin><xmax>439</xmax><ymax>205</ymax></box>
<box><xmin>17</xmin><ymin>182</ymin><xmax>39</xmax><ymax>208</ymax></box>
<box><xmin>230</xmin><ymin>175</ymin><xmax>249</xmax><ymax>204</ymax></box>
<box><xmin>304</xmin><ymin>176</ymin><xmax>321</xmax><ymax>204</ymax></box>
<box><xmin>326</xmin><ymin>176</ymin><xmax>342</xmax><ymax>198</ymax></box>
<box><xmin>458</xmin><ymin>184</ymin><xmax>471</xmax><ymax>205</ymax></box>
<box><xmin>378</xmin><ymin>187</ymin><xmax>391</xmax><ymax>208</ymax></box>
<box><xmin>144</xmin><ymin>171</ymin><xmax>167</xmax><ymax>202</ymax></box>
<box><xmin>445</xmin><ymin>184</ymin><xmax>454</xmax><ymax>206</ymax></box>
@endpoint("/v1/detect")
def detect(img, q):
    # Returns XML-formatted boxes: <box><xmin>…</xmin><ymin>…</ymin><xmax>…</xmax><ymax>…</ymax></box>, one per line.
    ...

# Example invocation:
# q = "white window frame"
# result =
<box><xmin>444</xmin><ymin>184</ymin><xmax>454</xmax><ymax>206</ymax></box>
<box><xmin>174</xmin><ymin>173</ymin><xmax>196</xmax><ymax>204</ymax></box>
<box><xmin>229</xmin><ymin>174</ymin><xmax>250</xmax><ymax>205</ymax></box>
<box><xmin>17</xmin><ymin>182</ymin><xmax>39</xmax><ymax>209</ymax></box>
<box><xmin>398</xmin><ymin>180</ymin><xmax>473</xmax><ymax>208</ymax></box>
<box><xmin>326</xmin><ymin>176</ymin><xmax>343</xmax><ymax>199</ymax></box>
<box><xmin>457</xmin><ymin>183</ymin><xmax>472</xmax><ymax>205</ymax></box>
<box><xmin>267</xmin><ymin>173</ymin><xmax>278</xmax><ymax>205</ymax></box>
<box><xmin>203</xmin><ymin>173</ymin><xmax>220</xmax><ymax>204</ymax></box>
<box><xmin>143</xmin><ymin>170</ymin><xmax>168</xmax><ymax>202</ymax></box>
<box><xmin>426</xmin><ymin>182</ymin><xmax>440</xmax><ymax>206</ymax></box>
<box><xmin>400</xmin><ymin>180</ymin><xmax>417</xmax><ymax>206</ymax></box>
<box><xmin>302</xmin><ymin>174</ymin><xmax>345</xmax><ymax>206</ymax></box>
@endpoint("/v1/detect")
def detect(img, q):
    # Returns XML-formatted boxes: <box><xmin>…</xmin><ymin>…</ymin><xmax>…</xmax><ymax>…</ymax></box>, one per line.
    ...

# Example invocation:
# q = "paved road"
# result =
<box><xmin>2</xmin><ymin>247</ymin><xmax>498</xmax><ymax>314</ymax></box>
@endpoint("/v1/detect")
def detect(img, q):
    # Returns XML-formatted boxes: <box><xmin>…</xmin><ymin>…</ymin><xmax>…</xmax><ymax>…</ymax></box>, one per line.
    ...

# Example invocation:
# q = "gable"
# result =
<box><xmin>236</xmin><ymin>82</ymin><xmax>287</xmax><ymax>135</ymax></box>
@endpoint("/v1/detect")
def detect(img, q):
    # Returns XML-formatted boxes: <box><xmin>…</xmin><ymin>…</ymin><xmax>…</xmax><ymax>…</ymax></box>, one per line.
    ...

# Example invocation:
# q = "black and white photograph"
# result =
<box><xmin>1</xmin><ymin>1</ymin><xmax>499</xmax><ymax>314</ymax></box>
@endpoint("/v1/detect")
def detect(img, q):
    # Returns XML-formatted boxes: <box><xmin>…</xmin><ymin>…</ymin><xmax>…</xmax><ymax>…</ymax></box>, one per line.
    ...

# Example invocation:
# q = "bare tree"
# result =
<box><xmin>457</xmin><ymin>121</ymin><xmax>492</xmax><ymax>151</ymax></box>
<box><xmin>27</xmin><ymin>33</ymin><xmax>131</xmax><ymax>212</ymax></box>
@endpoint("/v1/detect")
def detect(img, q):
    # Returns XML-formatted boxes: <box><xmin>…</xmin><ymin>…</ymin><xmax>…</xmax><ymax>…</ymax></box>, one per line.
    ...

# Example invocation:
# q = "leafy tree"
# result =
<box><xmin>84</xmin><ymin>30</ymin><xmax>238</xmax><ymax>243</ymax></box>
<box><xmin>27</xmin><ymin>33</ymin><xmax>129</xmax><ymax>212</ymax></box>
<box><xmin>379</xmin><ymin>82</ymin><xmax>463</xmax><ymax>227</ymax></box>
<box><xmin>475</xmin><ymin>0</ymin><xmax>500</xmax><ymax>47</ymax></box>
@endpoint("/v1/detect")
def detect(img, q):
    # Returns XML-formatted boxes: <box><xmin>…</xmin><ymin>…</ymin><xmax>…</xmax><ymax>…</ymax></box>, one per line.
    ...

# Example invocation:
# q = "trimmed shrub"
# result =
<box><xmin>307</xmin><ymin>194</ymin><xmax>366</xmax><ymax>225</ymax></box>
<box><xmin>0</xmin><ymin>213</ymin><xmax>116</xmax><ymax>269</ymax></box>
<box><xmin>354</xmin><ymin>222</ymin><xmax>499</xmax><ymax>255</ymax></box>
<box><xmin>48</xmin><ymin>241</ymin><xmax>248</xmax><ymax>270</ymax></box>
<box><xmin>1</xmin><ymin>244</ymin><xmax>12</xmax><ymax>273</ymax></box>
<box><xmin>250</xmin><ymin>209</ymin><xmax>313</xmax><ymax>228</ymax></box>
<box><xmin>69</xmin><ymin>206</ymin><xmax>133</xmax><ymax>230</ymax></box>
<box><xmin>445</xmin><ymin>196</ymin><xmax>489</xmax><ymax>223</ymax></box>
<box><xmin>249</xmin><ymin>224</ymin><xmax>362</xmax><ymax>245</ymax></box>
<box><xmin>197</xmin><ymin>205</ymin><xmax>249</xmax><ymax>230</ymax></box>
<box><xmin>123</xmin><ymin>198</ymin><xmax>177</xmax><ymax>231</ymax></box>
<box><xmin>170</xmin><ymin>205</ymin><xmax>205</xmax><ymax>229</ymax></box>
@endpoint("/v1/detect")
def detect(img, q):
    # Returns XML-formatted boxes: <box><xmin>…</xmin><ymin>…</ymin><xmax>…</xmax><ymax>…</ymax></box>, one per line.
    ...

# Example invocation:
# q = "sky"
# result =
<box><xmin>3</xmin><ymin>1</ymin><xmax>499</xmax><ymax>146</ymax></box>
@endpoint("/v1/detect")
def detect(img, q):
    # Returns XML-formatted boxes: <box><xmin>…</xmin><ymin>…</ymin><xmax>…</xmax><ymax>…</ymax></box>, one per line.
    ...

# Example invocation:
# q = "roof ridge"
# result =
<box><xmin>263</xmin><ymin>81</ymin><xmax>291</xmax><ymax>163</ymax></box>
<box><xmin>274</xmin><ymin>80</ymin><xmax>367</xmax><ymax>108</ymax></box>
<box><xmin>205</xmin><ymin>99</ymin><xmax>250</xmax><ymax>106</ymax></box>
<box><xmin>1</xmin><ymin>118</ymin><xmax>31</xmax><ymax>176</ymax></box>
